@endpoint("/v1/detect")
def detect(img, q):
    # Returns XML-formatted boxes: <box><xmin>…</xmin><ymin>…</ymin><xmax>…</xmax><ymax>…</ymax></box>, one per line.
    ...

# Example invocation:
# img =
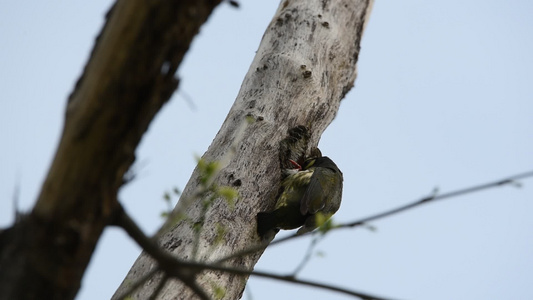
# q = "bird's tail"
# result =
<box><xmin>257</xmin><ymin>211</ymin><xmax>276</xmax><ymax>238</ymax></box>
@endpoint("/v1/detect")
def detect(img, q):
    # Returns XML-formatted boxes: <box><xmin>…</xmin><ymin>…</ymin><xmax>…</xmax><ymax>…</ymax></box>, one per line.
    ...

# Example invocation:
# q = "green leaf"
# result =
<box><xmin>218</xmin><ymin>186</ymin><xmax>238</xmax><ymax>209</ymax></box>
<box><xmin>317</xmin><ymin>215</ymin><xmax>337</xmax><ymax>234</ymax></box>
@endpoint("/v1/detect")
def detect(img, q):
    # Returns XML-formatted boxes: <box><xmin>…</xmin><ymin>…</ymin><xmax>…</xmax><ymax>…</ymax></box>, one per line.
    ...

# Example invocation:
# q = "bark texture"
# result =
<box><xmin>113</xmin><ymin>0</ymin><xmax>373</xmax><ymax>299</ymax></box>
<box><xmin>0</xmin><ymin>1</ymin><xmax>221</xmax><ymax>299</ymax></box>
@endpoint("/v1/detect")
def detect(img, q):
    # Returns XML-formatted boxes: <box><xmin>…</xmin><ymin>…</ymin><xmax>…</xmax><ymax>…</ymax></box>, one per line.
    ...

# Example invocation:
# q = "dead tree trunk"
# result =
<box><xmin>113</xmin><ymin>0</ymin><xmax>373</xmax><ymax>299</ymax></box>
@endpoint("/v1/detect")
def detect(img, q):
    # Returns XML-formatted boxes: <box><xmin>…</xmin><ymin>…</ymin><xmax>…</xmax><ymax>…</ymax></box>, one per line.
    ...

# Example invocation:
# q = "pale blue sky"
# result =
<box><xmin>1</xmin><ymin>1</ymin><xmax>532</xmax><ymax>299</ymax></box>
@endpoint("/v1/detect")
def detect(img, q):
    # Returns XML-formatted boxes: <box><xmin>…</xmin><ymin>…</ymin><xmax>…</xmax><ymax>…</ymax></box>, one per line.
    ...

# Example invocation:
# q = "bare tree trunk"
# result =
<box><xmin>0</xmin><ymin>1</ymin><xmax>221</xmax><ymax>299</ymax></box>
<box><xmin>113</xmin><ymin>0</ymin><xmax>373</xmax><ymax>299</ymax></box>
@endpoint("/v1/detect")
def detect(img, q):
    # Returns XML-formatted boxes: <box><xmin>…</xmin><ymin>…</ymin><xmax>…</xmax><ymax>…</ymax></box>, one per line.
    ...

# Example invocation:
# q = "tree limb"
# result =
<box><xmin>113</xmin><ymin>203</ymin><xmax>391</xmax><ymax>300</ymax></box>
<box><xmin>0</xmin><ymin>1</ymin><xmax>222</xmax><ymax>299</ymax></box>
<box><xmin>111</xmin><ymin>203</ymin><xmax>203</xmax><ymax>297</ymax></box>
<box><xmin>339</xmin><ymin>169</ymin><xmax>533</xmax><ymax>229</ymax></box>
<box><xmin>215</xmin><ymin>170</ymin><xmax>533</xmax><ymax>262</ymax></box>
<box><xmin>114</xmin><ymin>1</ymin><xmax>374</xmax><ymax>298</ymax></box>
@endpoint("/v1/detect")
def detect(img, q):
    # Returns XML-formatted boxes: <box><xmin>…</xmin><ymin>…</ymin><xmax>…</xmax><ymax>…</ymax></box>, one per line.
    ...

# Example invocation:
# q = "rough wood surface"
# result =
<box><xmin>0</xmin><ymin>1</ymin><xmax>221</xmax><ymax>299</ymax></box>
<box><xmin>113</xmin><ymin>0</ymin><xmax>373</xmax><ymax>299</ymax></box>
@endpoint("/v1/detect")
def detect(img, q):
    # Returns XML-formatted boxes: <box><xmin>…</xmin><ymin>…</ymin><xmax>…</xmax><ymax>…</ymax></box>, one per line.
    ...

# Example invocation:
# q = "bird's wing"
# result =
<box><xmin>300</xmin><ymin>167</ymin><xmax>336</xmax><ymax>215</ymax></box>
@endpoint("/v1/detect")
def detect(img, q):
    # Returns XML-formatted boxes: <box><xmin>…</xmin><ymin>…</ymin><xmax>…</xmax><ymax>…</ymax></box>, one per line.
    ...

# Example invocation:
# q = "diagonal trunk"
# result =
<box><xmin>113</xmin><ymin>1</ymin><xmax>373</xmax><ymax>299</ymax></box>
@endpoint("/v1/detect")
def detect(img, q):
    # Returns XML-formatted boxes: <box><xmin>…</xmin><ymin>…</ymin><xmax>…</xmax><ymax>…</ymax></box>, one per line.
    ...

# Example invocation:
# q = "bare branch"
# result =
<box><xmin>181</xmin><ymin>263</ymin><xmax>393</xmax><ymax>300</ymax></box>
<box><xmin>217</xmin><ymin>170</ymin><xmax>533</xmax><ymax>263</ymax></box>
<box><xmin>111</xmin><ymin>204</ymin><xmax>202</xmax><ymax>297</ymax></box>
<box><xmin>0</xmin><ymin>1</ymin><xmax>224</xmax><ymax>298</ymax></box>
<box><xmin>186</xmin><ymin>281</ymin><xmax>212</xmax><ymax>300</ymax></box>
<box><xmin>112</xmin><ymin>202</ymin><xmax>390</xmax><ymax>299</ymax></box>
<box><xmin>247</xmin><ymin>271</ymin><xmax>393</xmax><ymax>300</ymax></box>
<box><xmin>292</xmin><ymin>235</ymin><xmax>323</xmax><ymax>276</ymax></box>
<box><xmin>340</xmin><ymin>170</ymin><xmax>533</xmax><ymax>229</ymax></box>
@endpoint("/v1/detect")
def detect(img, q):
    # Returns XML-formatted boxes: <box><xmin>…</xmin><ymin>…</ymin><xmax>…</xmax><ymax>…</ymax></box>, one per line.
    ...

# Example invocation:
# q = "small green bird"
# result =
<box><xmin>257</xmin><ymin>155</ymin><xmax>343</xmax><ymax>237</ymax></box>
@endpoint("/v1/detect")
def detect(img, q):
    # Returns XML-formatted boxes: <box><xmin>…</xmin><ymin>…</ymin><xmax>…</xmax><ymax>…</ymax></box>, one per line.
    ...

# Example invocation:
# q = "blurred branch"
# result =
<box><xmin>292</xmin><ymin>234</ymin><xmax>323</xmax><ymax>276</ymax></box>
<box><xmin>207</xmin><ymin>266</ymin><xmax>393</xmax><ymax>300</ymax></box>
<box><xmin>112</xmin><ymin>202</ymin><xmax>391</xmax><ymax>300</ymax></box>
<box><xmin>111</xmin><ymin>203</ymin><xmax>208</xmax><ymax>300</ymax></box>
<box><xmin>112</xmin><ymin>170</ymin><xmax>533</xmax><ymax>299</ymax></box>
<box><xmin>0</xmin><ymin>1</ymin><xmax>225</xmax><ymax>298</ymax></box>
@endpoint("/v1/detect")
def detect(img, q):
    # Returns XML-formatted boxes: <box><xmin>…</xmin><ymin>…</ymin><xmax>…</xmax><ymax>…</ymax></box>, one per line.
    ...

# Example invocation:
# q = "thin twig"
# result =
<box><xmin>175</xmin><ymin>262</ymin><xmax>393</xmax><ymax>300</ymax></box>
<box><xmin>113</xmin><ymin>170</ymin><xmax>533</xmax><ymax>300</ymax></box>
<box><xmin>111</xmin><ymin>204</ymin><xmax>180</xmax><ymax>268</ymax></box>
<box><xmin>111</xmin><ymin>204</ymin><xmax>202</xmax><ymax>297</ymax></box>
<box><xmin>218</xmin><ymin>170</ymin><xmax>533</xmax><ymax>262</ymax></box>
<box><xmin>113</xmin><ymin>202</ymin><xmax>389</xmax><ymax>299</ymax></box>
<box><xmin>292</xmin><ymin>234</ymin><xmax>322</xmax><ymax>276</ymax></box>
<box><xmin>340</xmin><ymin>170</ymin><xmax>533</xmax><ymax>229</ymax></box>
<box><xmin>215</xmin><ymin>239</ymin><xmax>270</xmax><ymax>264</ymax></box>
<box><xmin>159</xmin><ymin>117</ymin><xmax>251</xmax><ymax>238</ymax></box>
<box><xmin>248</xmin><ymin>270</ymin><xmax>392</xmax><ymax>300</ymax></box>
<box><xmin>178</xmin><ymin>89</ymin><xmax>197</xmax><ymax>111</ymax></box>
<box><xmin>186</xmin><ymin>280</ymin><xmax>212</xmax><ymax>300</ymax></box>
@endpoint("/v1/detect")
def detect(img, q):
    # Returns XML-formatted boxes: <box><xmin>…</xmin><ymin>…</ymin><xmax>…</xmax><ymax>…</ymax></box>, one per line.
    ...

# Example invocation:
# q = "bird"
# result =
<box><xmin>257</xmin><ymin>154</ymin><xmax>343</xmax><ymax>237</ymax></box>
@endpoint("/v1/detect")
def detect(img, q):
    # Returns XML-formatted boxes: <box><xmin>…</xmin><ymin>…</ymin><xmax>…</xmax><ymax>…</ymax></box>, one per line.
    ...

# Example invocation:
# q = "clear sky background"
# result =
<box><xmin>1</xmin><ymin>1</ymin><xmax>532</xmax><ymax>299</ymax></box>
